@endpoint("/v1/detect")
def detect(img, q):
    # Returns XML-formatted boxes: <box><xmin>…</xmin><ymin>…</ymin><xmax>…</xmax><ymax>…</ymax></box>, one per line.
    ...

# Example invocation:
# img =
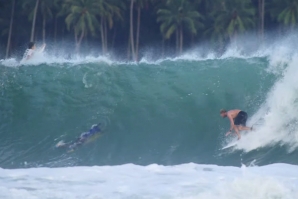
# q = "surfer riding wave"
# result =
<box><xmin>220</xmin><ymin>109</ymin><xmax>253</xmax><ymax>140</ymax></box>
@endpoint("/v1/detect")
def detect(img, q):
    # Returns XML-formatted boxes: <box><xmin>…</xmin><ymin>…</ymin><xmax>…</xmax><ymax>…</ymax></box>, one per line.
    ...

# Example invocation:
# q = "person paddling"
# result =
<box><xmin>220</xmin><ymin>109</ymin><xmax>253</xmax><ymax>140</ymax></box>
<box><xmin>56</xmin><ymin>123</ymin><xmax>102</xmax><ymax>151</ymax></box>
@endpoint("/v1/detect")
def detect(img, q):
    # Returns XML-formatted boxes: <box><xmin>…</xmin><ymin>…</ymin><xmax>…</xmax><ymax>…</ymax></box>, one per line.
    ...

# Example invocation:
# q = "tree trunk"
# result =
<box><xmin>54</xmin><ymin>16</ymin><xmax>57</xmax><ymax>44</ymax></box>
<box><xmin>76</xmin><ymin>30</ymin><xmax>84</xmax><ymax>54</ymax></box>
<box><xmin>42</xmin><ymin>15</ymin><xmax>46</xmax><ymax>43</ymax></box>
<box><xmin>30</xmin><ymin>0</ymin><xmax>40</xmax><ymax>41</ymax></box>
<box><xmin>85</xmin><ymin>33</ymin><xmax>89</xmax><ymax>53</ymax></box>
<box><xmin>176</xmin><ymin>29</ymin><xmax>179</xmax><ymax>55</ymax></box>
<box><xmin>127</xmin><ymin>34</ymin><xmax>131</xmax><ymax>59</ymax></box>
<box><xmin>6</xmin><ymin>0</ymin><xmax>15</xmax><ymax>59</ymax></box>
<box><xmin>233</xmin><ymin>28</ymin><xmax>238</xmax><ymax>46</ymax></box>
<box><xmin>111</xmin><ymin>27</ymin><xmax>117</xmax><ymax>49</ymax></box>
<box><xmin>100</xmin><ymin>17</ymin><xmax>105</xmax><ymax>54</ymax></box>
<box><xmin>179</xmin><ymin>27</ymin><xmax>183</xmax><ymax>54</ymax></box>
<box><xmin>104</xmin><ymin>19</ymin><xmax>108</xmax><ymax>53</ymax></box>
<box><xmin>130</xmin><ymin>0</ymin><xmax>136</xmax><ymax>61</ymax></box>
<box><xmin>136</xmin><ymin>6</ymin><xmax>141</xmax><ymax>62</ymax></box>
<box><xmin>261</xmin><ymin>0</ymin><xmax>265</xmax><ymax>40</ymax></box>
<box><xmin>258</xmin><ymin>0</ymin><xmax>265</xmax><ymax>41</ymax></box>
<box><xmin>258</xmin><ymin>0</ymin><xmax>261</xmax><ymax>35</ymax></box>
<box><xmin>74</xmin><ymin>28</ymin><xmax>78</xmax><ymax>52</ymax></box>
<box><xmin>161</xmin><ymin>38</ymin><xmax>165</xmax><ymax>58</ymax></box>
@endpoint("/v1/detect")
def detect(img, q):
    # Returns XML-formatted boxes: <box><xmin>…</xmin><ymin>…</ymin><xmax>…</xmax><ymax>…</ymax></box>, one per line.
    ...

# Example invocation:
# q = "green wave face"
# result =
<box><xmin>0</xmin><ymin>57</ymin><xmax>279</xmax><ymax>168</ymax></box>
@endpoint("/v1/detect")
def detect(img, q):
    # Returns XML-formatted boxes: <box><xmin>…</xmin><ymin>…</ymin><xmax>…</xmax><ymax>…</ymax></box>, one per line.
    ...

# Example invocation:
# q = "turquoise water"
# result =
<box><xmin>1</xmin><ymin>54</ymin><xmax>298</xmax><ymax>169</ymax></box>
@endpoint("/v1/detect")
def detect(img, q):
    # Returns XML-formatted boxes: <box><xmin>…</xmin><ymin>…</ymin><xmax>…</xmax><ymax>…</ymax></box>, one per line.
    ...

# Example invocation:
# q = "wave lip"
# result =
<box><xmin>236</xmin><ymin>55</ymin><xmax>298</xmax><ymax>152</ymax></box>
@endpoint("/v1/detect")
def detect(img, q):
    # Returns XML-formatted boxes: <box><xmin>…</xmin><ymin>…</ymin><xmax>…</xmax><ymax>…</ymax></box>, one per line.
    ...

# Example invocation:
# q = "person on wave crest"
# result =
<box><xmin>220</xmin><ymin>109</ymin><xmax>253</xmax><ymax>140</ymax></box>
<box><xmin>56</xmin><ymin>124</ymin><xmax>102</xmax><ymax>151</ymax></box>
<box><xmin>22</xmin><ymin>41</ymin><xmax>46</xmax><ymax>61</ymax></box>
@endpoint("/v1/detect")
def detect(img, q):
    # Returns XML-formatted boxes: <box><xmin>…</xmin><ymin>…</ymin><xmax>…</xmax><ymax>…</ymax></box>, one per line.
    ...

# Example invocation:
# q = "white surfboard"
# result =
<box><xmin>221</xmin><ymin>141</ymin><xmax>238</xmax><ymax>150</ymax></box>
<box><xmin>55</xmin><ymin>140</ymin><xmax>66</xmax><ymax>148</ymax></box>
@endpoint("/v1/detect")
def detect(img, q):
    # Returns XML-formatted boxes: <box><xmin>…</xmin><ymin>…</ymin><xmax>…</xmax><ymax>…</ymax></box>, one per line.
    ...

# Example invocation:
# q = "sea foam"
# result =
<box><xmin>0</xmin><ymin>163</ymin><xmax>297</xmax><ymax>199</ymax></box>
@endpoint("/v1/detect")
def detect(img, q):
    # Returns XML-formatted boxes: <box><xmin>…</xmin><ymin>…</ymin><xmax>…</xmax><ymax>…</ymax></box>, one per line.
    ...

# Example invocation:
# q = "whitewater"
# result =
<box><xmin>0</xmin><ymin>163</ymin><xmax>297</xmax><ymax>199</ymax></box>
<box><xmin>1</xmin><ymin>35</ymin><xmax>298</xmax><ymax>198</ymax></box>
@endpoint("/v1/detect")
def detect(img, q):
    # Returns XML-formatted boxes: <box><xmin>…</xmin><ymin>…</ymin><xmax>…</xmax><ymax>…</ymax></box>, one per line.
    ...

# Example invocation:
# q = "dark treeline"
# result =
<box><xmin>0</xmin><ymin>0</ymin><xmax>297</xmax><ymax>60</ymax></box>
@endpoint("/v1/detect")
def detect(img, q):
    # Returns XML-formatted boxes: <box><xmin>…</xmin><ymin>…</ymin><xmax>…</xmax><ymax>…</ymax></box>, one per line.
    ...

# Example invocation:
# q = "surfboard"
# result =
<box><xmin>221</xmin><ymin>141</ymin><xmax>238</xmax><ymax>150</ymax></box>
<box><xmin>67</xmin><ymin>132</ymin><xmax>103</xmax><ymax>153</ymax></box>
<box><xmin>55</xmin><ymin>140</ymin><xmax>66</xmax><ymax>148</ymax></box>
<box><xmin>84</xmin><ymin>133</ymin><xmax>103</xmax><ymax>144</ymax></box>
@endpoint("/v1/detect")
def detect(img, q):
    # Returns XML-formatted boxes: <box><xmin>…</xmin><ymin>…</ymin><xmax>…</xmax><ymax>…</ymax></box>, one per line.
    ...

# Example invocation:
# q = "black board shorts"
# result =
<box><xmin>234</xmin><ymin>111</ymin><xmax>248</xmax><ymax>126</ymax></box>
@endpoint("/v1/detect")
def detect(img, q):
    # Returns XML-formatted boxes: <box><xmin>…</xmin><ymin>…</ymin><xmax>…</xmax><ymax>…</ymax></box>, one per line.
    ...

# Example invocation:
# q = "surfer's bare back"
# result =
<box><xmin>220</xmin><ymin>109</ymin><xmax>253</xmax><ymax>140</ymax></box>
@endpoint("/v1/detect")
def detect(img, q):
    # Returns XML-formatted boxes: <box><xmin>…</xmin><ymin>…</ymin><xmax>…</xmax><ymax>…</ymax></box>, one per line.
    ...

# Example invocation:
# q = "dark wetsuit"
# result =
<box><xmin>234</xmin><ymin>111</ymin><xmax>248</xmax><ymax>126</ymax></box>
<box><xmin>68</xmin><ymin>124</ymin><xmax>101</xmax><ymax>149</ymax></box>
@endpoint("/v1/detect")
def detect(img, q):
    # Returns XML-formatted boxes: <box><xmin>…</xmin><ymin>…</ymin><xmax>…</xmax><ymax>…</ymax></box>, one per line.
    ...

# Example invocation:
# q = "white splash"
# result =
<box><xmin>236</xmin><ymin>54</ymin><xmax>298</xmax><ymax>152</ymax></box>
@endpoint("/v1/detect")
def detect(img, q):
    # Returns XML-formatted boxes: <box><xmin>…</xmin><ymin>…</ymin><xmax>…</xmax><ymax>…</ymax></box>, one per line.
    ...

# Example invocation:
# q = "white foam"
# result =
<box><xmin>0</xmin><ymin>58</ymin><xmax>19</xmax><ymax>67</ymax></box>
<box><xmin>0</xmin><ymin>40</ymin><xmax>269</xmax><ymax>67</ymax></box>
<box><xmin>221</xmin><ymin>34</ymin><xmax>298</xmax><ymax>152</ymax></box>
<box><xmin>235</xmin><ymin>54</ymin><xmax>298</xmax><ymax>152</ymax></box>
<box><xmin>0</xmin><ymin>163</ymin><xmax>296</xmax><ymax>199</ymax></box>
<box><xmin>0</xmin><ymin>52</ymin><xmax>120</xmax><ymax>67</ymax></box>
<box><xmin>3</xmin><ymin>31</ymin><xmax>298</xmax><ymax>68</ymax></box>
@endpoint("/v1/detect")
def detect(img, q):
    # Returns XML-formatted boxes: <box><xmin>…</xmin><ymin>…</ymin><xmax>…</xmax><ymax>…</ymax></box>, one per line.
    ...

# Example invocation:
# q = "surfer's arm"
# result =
<box><xmin>225</xmin><ymin>115</ymin><xmax>235</xmax><ymax>136</ymax></box>
<box><xmin>39</xmin><ymin>43</ymin><xmax>46</xmax><ymax>52</ymax></box>
<box><xmin>26</xmin><ymin>51</ymin><xmax>34</xmax><ymax>60</ymax></box>
<box><xmin>227</xmin><ymin>114</ymin><xmax>235</xmax><ymax>131</ymax></box>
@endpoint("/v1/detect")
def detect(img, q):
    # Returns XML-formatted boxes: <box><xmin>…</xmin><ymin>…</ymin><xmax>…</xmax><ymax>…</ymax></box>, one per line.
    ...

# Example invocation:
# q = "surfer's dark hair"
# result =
<box><xmin>28</xmin><ymin>42</ymin><xmax>35</xmax><ymax>49</ymax></box>
<box><xmin>220</xmin><ymin>109</ymin><xmax>227</xmax><ymax>114</ymax></box>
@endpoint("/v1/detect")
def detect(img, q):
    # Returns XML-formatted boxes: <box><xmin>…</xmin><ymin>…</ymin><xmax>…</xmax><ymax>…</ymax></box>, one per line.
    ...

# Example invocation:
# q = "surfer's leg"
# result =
<box><xmin>239</xmin><ymin>126</ymin><xmax>253</xmax><ymax>131</ymax></box>
<box><xmin>236</xmin><ymin>111</ymin><xmax>253</xmax><ymax>131</ymax></box>
<box><xmin>225</xmin><ymin>131</ymin><xmax>232</xmax><ymax>136</ymax></box>
<box><xmin>238</xmin><ymin>115</ymin><xmax>252</xmax><ymax>131</ymax></box>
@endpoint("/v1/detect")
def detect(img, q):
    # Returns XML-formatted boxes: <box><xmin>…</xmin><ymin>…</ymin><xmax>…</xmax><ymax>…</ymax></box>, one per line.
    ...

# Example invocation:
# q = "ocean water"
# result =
<box><xmin>1</xmin><ymin>37</ymin><xmax>298</xmax><ymax>198</ymax></box>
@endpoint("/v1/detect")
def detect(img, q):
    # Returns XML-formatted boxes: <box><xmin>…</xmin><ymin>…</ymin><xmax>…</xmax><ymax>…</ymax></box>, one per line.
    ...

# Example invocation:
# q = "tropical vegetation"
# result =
<box><xmin>0</xmin><ymin>0</ymin><xmax>297</xmax><ymax>60</ymax></box>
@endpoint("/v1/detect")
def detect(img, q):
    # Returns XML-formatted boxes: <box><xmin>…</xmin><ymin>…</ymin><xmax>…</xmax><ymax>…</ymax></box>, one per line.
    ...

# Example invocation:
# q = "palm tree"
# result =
<box><xmin>128</xmin><ymin>0</ymin><xmax>148</xmax><ymax>61</ymax></box>
<box><xmin>5</xmin><ymin>0</ymin><xmax>15</xmax><ymax>59</ymax></box>
<box><xmin>22</xmin><ymin>0</ymin><xmax>40</xmax><ymax>41</ymax></box>
<box><xmin>96</xmin><ymin>0</ymin><xmax>123</xmax><ymax>54</ymax></box>
<box><xmin>31</xmin><ymin>0</ymin><xmax>39</xmax><ymax>41</ymax></box>
<box><xmin>130</xmin><ymin>0</ymin><xmax>136</xmax><ymax>60</ymax></box>
<box><xmin>135</xmin><ymin>0</ymin><xmax>149</xmax><ymax>61</ymax></box>
<box><xmin>270</xmin><ymin>0</ymin><xmax>298</xmax><ymax>30</ymax></box>
<box><xmin>64</xmin><ymin>0</ymin><xmax>100</xmax><ymax>53</ymax></box>
<box><xmin>258</xmin><ymin>0</ymin><xmax>265</xmax><ymax>40</ymax></box>
<box><xmin>40</xmin><ymin>0</ymin><xmax>57</xmax><ymax>43</ymax></box>
<box><xmin>213</xmin><ymin>0</ymin><xmax>255</xmax><ymax>42</ymax></box>
<box><xmin>204</xmin><ymin>19</ymin><xmax>226</xmax><ymax>51</ymax></box>
<box><xmin>157</xmin><ymin>0</ymin><xmax>203</xmax><ymax>54</ymax></box>
<box><xmin>203</xmin><ymin>0</ymin><xmax>225</xmax><ymax>46</ymax></box>
<box><xmin>52</xmin><ymin>0</ymin><xmax>62</xmax><ymax>44</ymax></box>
